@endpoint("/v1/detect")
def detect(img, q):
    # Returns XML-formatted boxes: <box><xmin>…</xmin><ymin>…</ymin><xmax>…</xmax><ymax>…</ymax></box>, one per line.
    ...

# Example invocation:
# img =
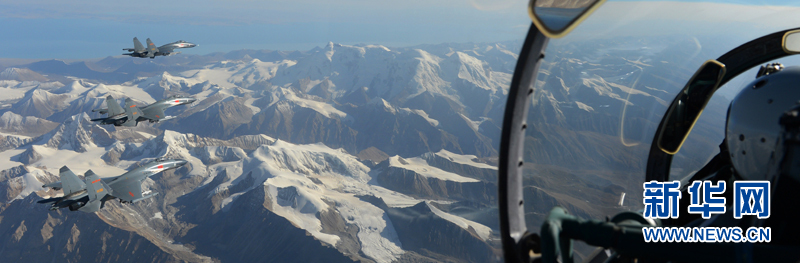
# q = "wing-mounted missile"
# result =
<box><xmin>129</xmin><ymin>192</ymin><xmax>158</xmax><ymax>204</ymax></box>
<box><xmin>42</xmin><ymin>181</ymin><xmax>62</xmax><ymax>190</ymax></box>
<box><xmin>37</xmin><ymin>197</ymin><xmax>61</xmax><ymax>205</ymax></box>
<box><xmin>92</xmin><ymin>108</ymin><xmax>109</xmax><ymax>115</ymax></box>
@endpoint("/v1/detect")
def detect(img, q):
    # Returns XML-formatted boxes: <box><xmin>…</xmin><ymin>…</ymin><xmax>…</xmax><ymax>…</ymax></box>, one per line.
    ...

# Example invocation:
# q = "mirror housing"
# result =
<box><xmin>528</xmin><ymin>0</ymin><xmax>606</xmax><ymax>38</ymax></box>
<box><xmin>783</xmin><ymin>30</ymin><xmax>800</xmax><ymax>54</ymax></box>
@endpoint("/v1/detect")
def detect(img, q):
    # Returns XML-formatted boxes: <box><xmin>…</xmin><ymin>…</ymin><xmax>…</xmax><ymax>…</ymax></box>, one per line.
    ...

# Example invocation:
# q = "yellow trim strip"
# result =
<box><xmin>656</xmin><ymin>59</ymin><xmax>726</xmax><ymax>155</ymax></box>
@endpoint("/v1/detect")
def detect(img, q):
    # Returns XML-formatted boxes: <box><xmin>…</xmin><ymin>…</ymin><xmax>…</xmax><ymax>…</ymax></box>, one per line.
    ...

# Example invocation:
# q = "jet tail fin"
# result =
<box><xmin>123</xmin><ymin>98</ymin><xmax>144</xmax><ymax>126</ymax></box>
<box><xmin>59</xmin><ymin>166</ymin><xmax>85</xmax><ymax>195</ymax></box>
<box><xmin>133</xmin><ymin>37</ymin><xmax>145</xmax><ymax>53</ymax></box>
<box><xmin>146</xmin><ymin>38</ymin><xmax>159</xmax><ymax>58</ymax></box>
<box><xmin>84</xmin><ymin>170</ymin><xmax>110</xmax><ymax>202</ymax></box>
<box><xmin>105</xmin><ymin>96</ymin><xmax>124</xmax><ymax>116</ymax></box>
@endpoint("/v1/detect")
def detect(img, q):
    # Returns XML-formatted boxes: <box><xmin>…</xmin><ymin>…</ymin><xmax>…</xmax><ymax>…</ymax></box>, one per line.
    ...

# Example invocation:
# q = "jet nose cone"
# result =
<box><xmin>177</xmin><ymin>159</ymin><xmax>188</xmax><ymax>167</ymax></box>
<box><xmin>187</xmin><ymin>97</ymin><xmax>197</xmax><ymax>103</ymax></box>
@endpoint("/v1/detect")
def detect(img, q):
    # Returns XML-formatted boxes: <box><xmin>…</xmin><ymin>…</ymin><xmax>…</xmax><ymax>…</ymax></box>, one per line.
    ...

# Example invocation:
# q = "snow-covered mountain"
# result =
<box><xmin>0</xmin><ymin>111</ymin><xmax>58</xmax><ymax>137</ymax></box>
<box><xmin>0</xmin><ymin>67</ymin><xmax>48</xmax><ymax>82</ymax></box>
<box><xmin>0</xmin><ymin>113</ymin><xmax>500</xmax><ymax>262</ymax></box>
<box><xmin>0</xmin><ymin>42</ymin><xmax>517</xmax><ymax>263</ymax></box>
<box><xmin>0</xmin><ymin>38</ymin><xmax>727</xmax><ymax>263</ymax></box>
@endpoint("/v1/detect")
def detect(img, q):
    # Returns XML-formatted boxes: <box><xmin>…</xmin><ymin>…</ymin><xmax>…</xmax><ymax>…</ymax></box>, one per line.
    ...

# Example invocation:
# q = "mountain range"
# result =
<box><xmin>0</xmin><ymin>36</ymin><xmax>731</xmax><ymax>262</ymax></box>
<box><xmin>0</xmin><ymin>42</ymin><xmax>516</xmax><ymax>263</ymax></box>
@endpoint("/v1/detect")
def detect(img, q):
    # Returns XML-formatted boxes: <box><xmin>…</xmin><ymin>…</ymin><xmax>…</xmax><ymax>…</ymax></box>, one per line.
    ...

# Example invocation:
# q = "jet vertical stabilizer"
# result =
<box><xmin>91</xmin><ymin>96</ymin><xmax>130</xmax><ymax>126</ymax></box>
<box><xmin>79</xmin><ymin>170</ymin><xmax>109</xmax><ymax>213</ymax></box>
<box><xmin>84</xmin><ymin>170</ymin><xmax>110</xmax><ymax>201</ymax></box>
<box><xmin>133</xmin><ymin>37</ymin><xmax>145</xmax><ymax>53</ymax></box>
<box><xmin>59</xmin><ymin>166</ymin><xmax>86</xmax><ymax>196</ymax></box>
<box><xmin>146</xmin><ymin>38</ymin><xmax>159</xmax><ymax>59</ymax></box>
<box><xmin>105</xmin><ymin>96</ymin><xmax>125</xmax><ymax>116</ymax></box>
<box><xmin>92</xmin><ymin>96</ymin><xmax>125</xmax><ymax>116</ymax></box>
<box><xmin>123</xmin><ymin>98</ymin><xmax>144</xmax><ymax>126</ymax></box>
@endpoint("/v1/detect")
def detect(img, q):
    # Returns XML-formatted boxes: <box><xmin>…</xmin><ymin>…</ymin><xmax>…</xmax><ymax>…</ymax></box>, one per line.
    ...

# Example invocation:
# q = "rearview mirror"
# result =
<box><xmin>657</xmin><ymin>60</ymin><xmax>726</xmax><ymax>154</ymax></box>
<box><xmin>528</xmin><ymin>0</ymin><xmax>606</xmax><ymax>38</ymax></box>
<box><xmin>783</xmin><ymin>30</ymin><xmax>800</xmax><ymax>54</ymax></box>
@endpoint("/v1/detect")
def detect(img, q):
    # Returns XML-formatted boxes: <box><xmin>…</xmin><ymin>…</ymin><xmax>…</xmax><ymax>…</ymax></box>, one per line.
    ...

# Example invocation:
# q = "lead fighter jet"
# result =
<box><xmin>123</xmin><ymin>37</ymin><xmax>197</xmax><ymax>59</ymax></box>
<box><xmin>91</xmin><ymin>95</ymin><xmax>195</xmax><ymax>127</ymax></box>
<box><xmin>38</xmin><ymin>158</ymin><xmax>187</xmax><ymax>213</ymax></box>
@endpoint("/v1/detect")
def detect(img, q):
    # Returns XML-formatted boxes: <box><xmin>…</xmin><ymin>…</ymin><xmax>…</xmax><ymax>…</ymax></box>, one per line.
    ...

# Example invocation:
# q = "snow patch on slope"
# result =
<box><xmin>427</xmin><ymin>201</ymin><xmax>492</xmax><ymax>241</ymax></box>
<box><xmin>270</xmin><ymin>88</ymin><xmax>347</xmax><ymax>119</ymax></box>
<box><xmin>10</xmin><ymin>167</ymin><xmax>46</xmax><ymax>200</ymax></box>
<box><xmin>264</xmin><ymin>182</ymin><xmax>340</xmax><ymax>246</ymax></box>
<box><xmin>31</xmin><ymin>145</ymin><xmax>128</xmax><ymax>177</ymax></box>
<box><xmin>335</xmin><ymin>194</ymin><xmax>404</xmax><ymax>263</ymax></box>
<box><xmin>434</xmin><ymin>149</ymin><xmax>496</xmax><ymax>170</ymax></box>
<box><xmin>388</xmin><ymin>156</ymin><xmax>479</xmax><ymax>182</ymax></box>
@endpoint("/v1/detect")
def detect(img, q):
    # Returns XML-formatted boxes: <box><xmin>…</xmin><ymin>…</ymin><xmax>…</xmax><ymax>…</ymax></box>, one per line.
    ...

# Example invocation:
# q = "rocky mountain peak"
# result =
<box><xmin>41</xmin><ymin>113</ymin><xmax>112</xmax><ymax>152</ymax></box>
<box><xmin>0</xmin><ymin>67</ymin><xmax>48</xmax><ymax>82</ymax></box>
<box><xmin>0</xmin><ymin>111</ymin><xmax>58</xmax><ymax>137</ymax></box>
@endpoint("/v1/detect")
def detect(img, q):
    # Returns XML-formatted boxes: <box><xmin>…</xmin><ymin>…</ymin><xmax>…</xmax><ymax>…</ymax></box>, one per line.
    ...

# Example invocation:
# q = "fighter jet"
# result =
<box><xmin>38</xmin><ymin>158</ymin><xmax>188</xmax><ymax>213</ymax></box>
<box><xmin>91</xmin><ymin>95</ymin><xmax>196</xmax><ymax>127</ymax></box>
<box><xmin>123</xmin><ymin>37</ymin><xmax>197</xmax><ymax>59</ymax></box>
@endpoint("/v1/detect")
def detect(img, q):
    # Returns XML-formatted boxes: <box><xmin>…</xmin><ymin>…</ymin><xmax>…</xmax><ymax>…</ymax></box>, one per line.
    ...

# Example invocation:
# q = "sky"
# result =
<box><xmin>3</xmin><ymin>0</ymin><xmax>800</xmax><ymax>59</ymax></box>
<box><xmin>0</xmin><ymin>0</ymin><xmax>531</xmax><ymax>59</ymax></box>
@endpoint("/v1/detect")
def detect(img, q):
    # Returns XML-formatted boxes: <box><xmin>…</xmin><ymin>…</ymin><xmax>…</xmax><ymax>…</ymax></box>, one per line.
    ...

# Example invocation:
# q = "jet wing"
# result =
<box><xmin>109</xmin><ymin>179</ymin><xmax>143</xmax><ymax>202</ymax></box>
<box><xmin>141</xmin><ymin>105</ymin><xmax>166</xmax><ymax>120</ymax></box>
<box><xmin>78</xmin><ymin>200</ymin><xmax>102</xmax><ymax>213</ymax></box>
<box><xmin>157</xmin><ymin>45</ymin><xmax>176</xmax><ymax>54</ymax></box>
<box><xmin>59</xmin><ymin>166</ymin><xmax>86</xmax><ymax>195</ymax></box>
